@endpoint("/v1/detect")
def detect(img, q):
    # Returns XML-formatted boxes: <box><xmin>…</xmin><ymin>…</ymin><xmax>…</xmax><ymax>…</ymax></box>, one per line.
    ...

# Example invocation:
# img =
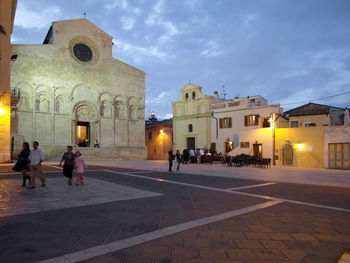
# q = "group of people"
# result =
<box><xmin>59</xmin><ymin>146</ymin><xmax>86</xmax><ymax>185</ymax></box>
<box><xmin>168</xmin><ymin>148</ymin><xmax>223</xmax><ymax>171</ymax></box>
<box><xmin>15</xmin><ymin>142</ymin><xmax>86</xmax><ymax>188</ymax></box>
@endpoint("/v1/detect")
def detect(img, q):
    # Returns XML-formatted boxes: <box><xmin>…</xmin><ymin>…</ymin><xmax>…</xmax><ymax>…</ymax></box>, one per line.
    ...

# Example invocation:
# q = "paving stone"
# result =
<box><xmin>245</xmin><ymin>232</ymin><xmax>271</xmax><ymax>240</ymax></box>
<box><xmin>199</xmin><ymin>247</ymin><xmax>228</xmax><ymax>259</ymax></box>
<box><xmin>290</xmin><ymin>233</ymin><xmax>318</xmax><ymax>241</ymax></box>
<box><xmin>171</xmin><ymin>247</ymin><xmax>197</xmax><ymax>259</ymax></box>
<box><xmin>268</xmin><ymin>233</ymin><xmax>294</xmax><ymax>241</ymax></box>
<box><xmin>282</xmin><ymin>248</ymin><xmax>308</xmax><ymax>260</ymax></box>
<box><xmin>185</xmin><ymin>237</ymin><xmax>211</xmax><ymax>248</ymax></box>
<box><xmin>252</xmin><ymin>248</ymin><xmax>288</xmax><ymax>261</ymax></box>
<box><xmin>260</xmin><ymin>240</ymin><xmax>288</xmax><ymax>249</ymax></box>
<box><xmin>235</xmin><ymin>240</ymin><xmax>264</xmax><ymax>249</ymax></box>
<box><xmin>222</xmin><ymin>231</ymin><xmax>246</xmax><ymax>239</ymax></box>
<box><xmin>227</xmin><ymin>248</ymin><xmax>256</xmax><ymax>260</ymax></box>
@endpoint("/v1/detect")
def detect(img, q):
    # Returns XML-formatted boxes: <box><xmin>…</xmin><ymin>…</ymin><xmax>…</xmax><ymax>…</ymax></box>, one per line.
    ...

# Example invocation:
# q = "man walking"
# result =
<box><xmin>27</xmin><ymin>141</ymin><xmax>45</xmax><ymax>189</ymax></box>
<box><xmin>168</xmin><ymin>149</ymin><xmax>174</xmax><ymax>172</ymax></box>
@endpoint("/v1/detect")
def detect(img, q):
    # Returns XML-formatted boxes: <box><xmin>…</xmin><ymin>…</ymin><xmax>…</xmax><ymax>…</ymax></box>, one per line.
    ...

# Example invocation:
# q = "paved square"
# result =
<box><xmin>0</xmin><ymin>163</ymin><xmax>349</xmax><ymax>263</ymax></box>
<box><xmin>0</xmin><ymin>177</ymin><xmax>162</xmax><ymax>217</ymax></box>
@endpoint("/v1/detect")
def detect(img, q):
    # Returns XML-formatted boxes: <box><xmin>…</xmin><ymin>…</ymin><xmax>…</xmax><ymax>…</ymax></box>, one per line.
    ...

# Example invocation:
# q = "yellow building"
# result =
<box><xmin>172</xmin><ymin>83</ymin><xmax>212</xmax><ymax>152</ymax></box>
<box><xmin>0</xmin><ymin>0</ymin><xmax>17</xmax><ymax>163</ymax></box>
<box><xmin>145</xmin><ymin>117</ymin><xmax>173</xmax><ymax>160</ymax></box>
<box><xmin>284</xmin><ymin>102</ymin><xmax>345</xmax><ymax>127</ymax></box>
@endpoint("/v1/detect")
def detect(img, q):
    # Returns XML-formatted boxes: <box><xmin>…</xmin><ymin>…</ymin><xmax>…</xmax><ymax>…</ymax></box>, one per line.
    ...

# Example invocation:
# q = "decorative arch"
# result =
<box><xmin>73</xmin><ymin>100</ymin><xmax>98</xmax><ymax>122</ymax></box>
<box><xmin>36</xmin><ymin>91</ymin><xmax>51</xmax><ymax>112</ymax></box>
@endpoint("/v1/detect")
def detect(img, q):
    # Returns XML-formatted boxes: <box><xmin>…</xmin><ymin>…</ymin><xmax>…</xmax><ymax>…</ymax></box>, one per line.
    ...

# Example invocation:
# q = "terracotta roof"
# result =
<box><xmin>145</xmin><ymin>119</ymin><xmax>172</xmax><ymax>128</ymax></box>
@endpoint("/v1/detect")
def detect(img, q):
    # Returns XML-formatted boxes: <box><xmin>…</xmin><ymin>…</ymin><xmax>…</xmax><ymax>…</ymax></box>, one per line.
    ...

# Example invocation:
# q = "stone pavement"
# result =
<box><xmin>85</xmin><ymin>160</ymin><xmax>350</xmax><ymax>188</ymax></box>
<box><xmin>0</xmin><ymin>162</ymin><xmax>349</xmax><ymax>263</ymax></box>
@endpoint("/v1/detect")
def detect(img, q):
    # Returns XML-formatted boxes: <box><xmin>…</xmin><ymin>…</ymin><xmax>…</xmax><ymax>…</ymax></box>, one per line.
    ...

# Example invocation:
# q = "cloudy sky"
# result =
<box><xmin>12</xmin><ymin>0</ymin><xmax>350</xmax><ymax>119</ymax></box>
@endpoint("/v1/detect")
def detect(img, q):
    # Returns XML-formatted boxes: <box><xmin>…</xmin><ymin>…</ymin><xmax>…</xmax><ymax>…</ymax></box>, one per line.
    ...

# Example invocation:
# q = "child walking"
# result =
<box><xmin>74</xmin><ymin>151</ymin><xmax>86</xmax><ymax>185</ymax></box>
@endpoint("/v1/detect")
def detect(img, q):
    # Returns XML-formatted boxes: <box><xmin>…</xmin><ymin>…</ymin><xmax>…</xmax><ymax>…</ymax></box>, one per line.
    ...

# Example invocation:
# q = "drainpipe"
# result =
<box><xmin>211</xmin><ymin>111</ymin><xmax>218</xmax><ymax>140</ymax></box>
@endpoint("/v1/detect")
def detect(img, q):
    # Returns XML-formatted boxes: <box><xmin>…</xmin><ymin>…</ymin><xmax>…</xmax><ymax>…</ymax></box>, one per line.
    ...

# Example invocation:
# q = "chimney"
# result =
<box><xmin>214</xmin><ymin>91</ymin><xmax>219</xmax><ymax>99</ymax></box>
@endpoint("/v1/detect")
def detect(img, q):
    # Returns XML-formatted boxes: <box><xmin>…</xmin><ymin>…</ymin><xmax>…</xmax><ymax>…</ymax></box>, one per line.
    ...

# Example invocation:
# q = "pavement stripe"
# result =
<box><xmin>37</xmin><ymin>200</ymin><xmax>283</xmax><ymax>263</ymax></box>
<box><xmin>226</xmin><ymin>182</ymin><xmax>277</xmax><ymax>190</ymax></box>
<box><xmin>105</xmin><ymin>170</ymin><xmax>350</xmax><ymax>213</ymax></box>
<box><xmin>104</xmin><ymin>169</ymin><xmax>276</xmax><ymax>200</ymax></box>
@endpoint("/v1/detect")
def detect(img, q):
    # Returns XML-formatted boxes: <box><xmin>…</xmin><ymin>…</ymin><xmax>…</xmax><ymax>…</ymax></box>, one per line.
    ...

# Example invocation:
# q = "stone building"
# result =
<box><xmin>10</xmin><ymin>19</ymin><xmax>146</xmax><ymax>159</ymax></box>
<box><xmin>0</xmin><ymin>0</ymin><xmax>17</xmax><ymax>163</ymax></box>
<box><xmin>145</xmin><ymin>112</ymin><xmax>173</xmax><ymax>160</ymax></box>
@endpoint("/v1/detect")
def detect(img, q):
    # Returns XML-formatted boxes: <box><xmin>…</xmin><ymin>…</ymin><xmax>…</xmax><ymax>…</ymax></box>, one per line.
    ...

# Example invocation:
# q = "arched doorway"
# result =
<box><xmin>73</xmin><ymin>102</ymin><xmax>98</xmax><ymax>147</ymax></box>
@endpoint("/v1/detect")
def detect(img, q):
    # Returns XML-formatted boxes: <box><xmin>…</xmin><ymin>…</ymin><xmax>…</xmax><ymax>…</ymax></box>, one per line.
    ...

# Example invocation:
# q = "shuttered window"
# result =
<box><xmin>244</xmin><ymin>115</ymin><xmax>259</xmax><ymax>126</ymax></box>
<box><xmin>219</xmin><ymin>117</ymin><xmax>232</xmax><ymax>128</ymax></box>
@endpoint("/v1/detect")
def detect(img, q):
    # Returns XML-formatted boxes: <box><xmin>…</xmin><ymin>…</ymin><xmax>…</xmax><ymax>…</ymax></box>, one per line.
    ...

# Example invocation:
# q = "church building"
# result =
<box><xmin>10</xmin><ymin>19</ymin><xmax>146</xmax><ymax>159</ymax></box>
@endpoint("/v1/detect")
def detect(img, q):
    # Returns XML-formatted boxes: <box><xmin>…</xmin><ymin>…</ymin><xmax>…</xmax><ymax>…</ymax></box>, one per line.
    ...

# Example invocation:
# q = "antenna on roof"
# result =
<box><xmin>83</xmin><ymin>12</ymin><xmax>87</xmax><ymax>19</ymax></box>
<box><xmin>221</xmin><ymin>85</ymin><xmax>227</xmax><ymax>100</ymax></box>
<box><xmin>188</xmin><ymin>78</ymin><xmax>191</xmax><ymax>83</ymax></box>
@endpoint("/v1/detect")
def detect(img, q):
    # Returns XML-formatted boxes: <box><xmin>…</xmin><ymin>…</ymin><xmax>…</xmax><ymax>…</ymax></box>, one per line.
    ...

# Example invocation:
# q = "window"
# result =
<box><xmin>219</xmin><ymin>117</ymin><xmax>232</xmax><ymax>128</ymax></box>
<box><xmin>185</xmin><ymin>93</ymin><xmax>189</xmax><ymax>100</ymax></box>
<box><xmin>35</xmin><ymin>99</ymin><xmax>40</xmax><ymax>111</ymax></box>
<box><xmin>192</xmin><ymin>91</ymin><xmax>196</xmax><ymax>99</ymax></box>
<box><xmin>304</xmin><ymin>122</ymin><xmax>317</xmax><ymax>127</ymax></box>
<box><xmin>188</xmin><ymin>124</ymin><xmax>193</xmax><ymax>132</ymax></box>
<box><xmin>54</xmin><ymin>100</ymin><xmax>60</xmax><ymax>113</ymax></box>
<box><xmin>262</xmin><ymin>117</ymin><xmax>271</xmax><ymax>128</ymax></box>
<box><xmin>149</xmin><ymin>132</ymin><xmax>152</xmax><ymax>140</ymax></box>
<box><xmin>244</xmin><ymin>115</ymin><xmax>259</xmax><ymax>126</ymax></box>
<box><xmin>290</xmin><ymin>120</ymin><xmax>298</xmax><ymax>128</ymax></box>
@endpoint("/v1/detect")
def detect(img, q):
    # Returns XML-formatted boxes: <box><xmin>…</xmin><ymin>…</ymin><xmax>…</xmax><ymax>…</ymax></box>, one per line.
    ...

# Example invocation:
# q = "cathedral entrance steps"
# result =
<box><xmin>76</xmin><ymin>148</ymin><xmax>123</xmax><ymax>160</ymax></box>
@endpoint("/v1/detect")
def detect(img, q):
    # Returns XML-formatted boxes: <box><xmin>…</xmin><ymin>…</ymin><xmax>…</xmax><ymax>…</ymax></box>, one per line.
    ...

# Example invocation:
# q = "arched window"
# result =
<box><xmin>192</xmin><ymin>91</ymin><xmax>196</xmax><ymax>99</ymax></box>
<box><xmin>188</xmin><ymin>124</ymin><xmax>193</xmax><ymax>132</ymax></box>
<box><xmin>185</xmin><ymin>93</ymin><xmax>189</xmax><ymax>100</ymax></box>
<box><xmin>54</xmin><ymin>100</ymin><xmax>60</xmax><ymax>113</ymax></box>
<box><xmin>100</xmin><ymin>103</ymin><xmax>105</xmax><ymax>117</ymax></box>
<box><xmin>35</xmin><ymin>99</ymin><xmax>40</xmax><ymax>111</ymax></box>
<box><xmin>128</xmin><ymin>106</ymin><xmax>133</xmax><ymax>120</ymax></box>
<box><xmin>114</xmin><ymin>102</ymin><xmax>120</xmax><ymax>119</ymax></box>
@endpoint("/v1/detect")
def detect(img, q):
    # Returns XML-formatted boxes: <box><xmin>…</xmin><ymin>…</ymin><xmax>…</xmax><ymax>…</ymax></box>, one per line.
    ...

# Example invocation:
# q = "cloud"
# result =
<box><xmin>201</xmin><ymin>40</ymin><xmax>224</xmax><ymax>57</ymax></box>
<box><xmin>121</xmin><ymin>17</ymin><xmax>135</xmax><ymax>31</ymax></box>
<box><xmin>113</xmin><ymin>39</ymin><xmax>172</xmax><ymax>64</ymax></box>
<box><xmin>145</xmin><ymin>0</ymin><xmax>179</xmax><ymax>45</ymax></box>
<box><xmin>14</xmin><ymin>2</ymin><xmax>62</xmax><ymax>30</ymax></box>
<box><xmin>146</xmin><ymin>91</ymin><xmax>168</xmax><ymax>104</ymax></box>
<box><xmin>185</xmin><ymin>0</ymin><xmax>198</xmax><ymax>9</ymax></box>
<box><xmin>242</xmin><ymin>13</ymin><xmax>257</xmax><ymax>27</ymax></box>
<box><xmin>163</xmin><ymin>113</ymin><xmax>173</xmax><ymax>119</ymax></box>
<box><xmin>104</xmin><ymin>0</ymin><xmax>127</xmax><ymax>10</ymax></box>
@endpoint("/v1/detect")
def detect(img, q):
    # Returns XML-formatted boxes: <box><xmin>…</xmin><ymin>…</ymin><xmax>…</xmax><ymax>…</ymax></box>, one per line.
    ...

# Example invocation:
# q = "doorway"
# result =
<box><xmin>253</xmin><ymin>143</ymin><xmax>262</xmax><ymax>158</ymax></box>
<box><xmin>76</xmin><ymin>121</ymin><xmax>90</xmax><ymax>147</ymax></box>
<box><xmin>187</xmin><ymin>137</ymin><xmax>195</xmax><ymax>150</ymax></box>
<box><xmin>329</xmin><ymin>143</ymin><xmax>350</xmax><ymax>169</ymax></box>
<box><xmin>283</xmin><ymin>144</ymin><xmax>293</xmax><ymax>165</ymax></box>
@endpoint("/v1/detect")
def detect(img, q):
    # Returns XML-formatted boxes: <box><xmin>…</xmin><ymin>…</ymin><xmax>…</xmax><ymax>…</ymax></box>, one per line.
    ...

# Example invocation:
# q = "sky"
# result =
<box><xmin>12</xmin><ymin>0</ymin><xmax>350</xmax><ymax>120</ymax></box>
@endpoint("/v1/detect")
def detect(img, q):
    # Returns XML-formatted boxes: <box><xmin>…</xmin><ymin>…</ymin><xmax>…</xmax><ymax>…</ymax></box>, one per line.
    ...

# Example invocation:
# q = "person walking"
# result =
<box><xmin>176</xmin><ymin>150</ymin><xmax>182</xmax><ymax>171</ymax></box>
<box><xmin>59</xmin><ymin>146</ymin><xmax>75</xmax><ymax>185</ymax></box>
<box><xmin>18</xmin><ymin>142</ymin><xmax>30</xmax><ymax>187</ymax></box>
<box><xmin>168</xmin><ymin>149</ymin><xmax>174</xmax><ymax>172</ymax></box>
<box><xmin>74</xmin><ymin>151</ymin><xmax>86</xmax><ymax>185</ymax></box>
<box><xmin>27</xmin><ymin>141</ymin><xmax>45</xmax><ymax>189</ymax></box>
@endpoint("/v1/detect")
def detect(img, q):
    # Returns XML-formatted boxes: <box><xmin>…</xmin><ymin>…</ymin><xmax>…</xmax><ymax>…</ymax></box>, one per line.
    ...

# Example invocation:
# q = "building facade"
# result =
<box><xmin>0</xmin><ymin>0</ymin><xmax>17</xmax><ymax>163</ymax></box>
<box><xmin>10</xmin><ymin>19</ymin><xmax>146</xmax><ymax>159</ymax></box>
<box><xmin>172</xmin><ymin>83</ymin><xmax>212</xmax><ymax>152</ymax></box>
<box><xmin>211</xmin><ymin>95</ymin><xmax>283</xmax><ymax>155</ymax></box>
<box><xmin>145</xmin><ymin>115</ymin><xmax>173</xmax><ymax>160</ymax></box>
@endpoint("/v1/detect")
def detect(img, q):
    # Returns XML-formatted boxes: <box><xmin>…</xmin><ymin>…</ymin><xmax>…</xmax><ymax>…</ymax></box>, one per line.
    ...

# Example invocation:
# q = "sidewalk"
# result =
<box><xmin>64</xmin><ymin>160</ymin><xmax>350</xmax><ymax>188</ymax></box>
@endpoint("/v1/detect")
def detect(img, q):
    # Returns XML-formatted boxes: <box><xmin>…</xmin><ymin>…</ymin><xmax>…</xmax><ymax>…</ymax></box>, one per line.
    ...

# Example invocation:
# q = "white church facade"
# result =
<box><xmin>10</xmin><ymin>19</ymin><xmax>146</xmax><ymax>159</ymax></box>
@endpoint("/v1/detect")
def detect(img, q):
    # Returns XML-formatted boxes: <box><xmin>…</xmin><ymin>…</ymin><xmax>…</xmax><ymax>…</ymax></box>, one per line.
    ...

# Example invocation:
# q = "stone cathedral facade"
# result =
<box><xmin>10</xmin><ymin>19</ymin><xmax>146</xmax><ymax>159</ymax></box>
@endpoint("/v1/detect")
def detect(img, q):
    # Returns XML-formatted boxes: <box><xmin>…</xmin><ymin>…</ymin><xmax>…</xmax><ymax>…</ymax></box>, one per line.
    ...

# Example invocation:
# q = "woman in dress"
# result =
<box><xmin>74</xmin><ymin>151</ymin><xmax>86</xmax><ymax>185</ymax></box>
<box><xmin>19</xmin><ymin>142</ymin><xmax>30</xmax><ymax>187</ymax></box>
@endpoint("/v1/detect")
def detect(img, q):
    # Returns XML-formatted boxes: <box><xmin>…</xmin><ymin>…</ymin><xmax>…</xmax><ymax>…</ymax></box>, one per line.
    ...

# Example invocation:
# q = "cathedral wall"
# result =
<box><xmin>10</xmin><ymin>19</ymin><xmax>146</xmax><ymax>160</ymax></box>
